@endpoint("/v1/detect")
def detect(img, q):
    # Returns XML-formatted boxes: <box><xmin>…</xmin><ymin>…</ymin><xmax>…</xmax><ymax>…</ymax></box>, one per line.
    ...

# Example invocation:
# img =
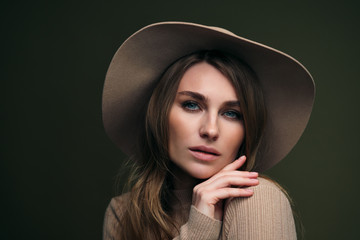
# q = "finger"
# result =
<box><xmin>197</xmin><ymin>170</ymin><xmax>258</xmax><ymax>189</ymax></box>
<box><xmin>213</xmin><ymin>170</ymin><xmax>258</xmax><ymax>179</ymax></box>
<box><xmin>203</xmin><ymin>175</ymin><xmax>259</xmax><ymax>190</ymax></box>
<box><xmin>215</xmin><ymin>187</ymin><xmax>254</xmax><ymax>199</ymax></box>
<box><xmin>197</xmin><ymin>169</ymin><xmax>258</xmax><ymax>190</ymax></box>
<box><xmin>203</xmin><ymin>187</ymin><xmax>254</xmax><ymax>204</ymax></box>
<box><xmin>194</xmin><ymin>175</ymin><xmax>259</xmax><ymax>195</ymax></box>
<box><xmin>222</xmin><ymin>155</ymin><xmax>247</xmax><ymax>171</ymax></box>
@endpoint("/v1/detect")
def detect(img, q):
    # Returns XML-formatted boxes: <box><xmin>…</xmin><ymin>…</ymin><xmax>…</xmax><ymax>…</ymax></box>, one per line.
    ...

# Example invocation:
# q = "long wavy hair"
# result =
<box><xmin>117</xmin><ymin>50</ymin><xmax>267</xmax><ymax>239</ymax></box>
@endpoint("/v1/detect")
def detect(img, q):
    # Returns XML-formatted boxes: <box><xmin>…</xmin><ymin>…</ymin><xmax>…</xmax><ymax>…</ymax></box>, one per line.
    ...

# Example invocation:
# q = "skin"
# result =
<box><xmin>168</xmin><ymin>62</ymin><xmax>259</xmax><ymax>220</ymax></box>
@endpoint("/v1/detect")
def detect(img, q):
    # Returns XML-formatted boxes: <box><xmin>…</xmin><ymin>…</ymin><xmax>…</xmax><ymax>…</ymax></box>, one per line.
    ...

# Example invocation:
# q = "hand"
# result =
<box><xmin>192</xmin><ymin>156</ymin><xmax>259</xmax><ymax>220</ymax></box>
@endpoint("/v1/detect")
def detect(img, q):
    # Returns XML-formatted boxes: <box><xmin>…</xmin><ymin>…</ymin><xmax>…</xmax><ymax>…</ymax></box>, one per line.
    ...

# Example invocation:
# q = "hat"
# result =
<box><xmin>102</xmin><ymin>22</ymin><xmax>315</xmax><ymax>172</ymax></box>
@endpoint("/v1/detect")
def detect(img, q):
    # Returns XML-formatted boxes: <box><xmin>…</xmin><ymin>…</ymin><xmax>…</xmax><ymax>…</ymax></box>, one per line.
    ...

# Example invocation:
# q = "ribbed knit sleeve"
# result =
<box><xmin>173</xmin><ymin>205</ymin><xmax>222</xmax><ymax>240</ymax></box>
<box><xmin>220</xmin><ymin>177</ymin><xmax>297</xmax><ymax>240</ymax></box>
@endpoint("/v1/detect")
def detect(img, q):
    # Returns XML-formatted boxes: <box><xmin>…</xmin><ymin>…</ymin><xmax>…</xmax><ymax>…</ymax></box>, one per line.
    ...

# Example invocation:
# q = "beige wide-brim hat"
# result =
<box><xmin>102</xmin><ymin>22</ymin><xmax>315</xmax><ymax>172</ymax></box>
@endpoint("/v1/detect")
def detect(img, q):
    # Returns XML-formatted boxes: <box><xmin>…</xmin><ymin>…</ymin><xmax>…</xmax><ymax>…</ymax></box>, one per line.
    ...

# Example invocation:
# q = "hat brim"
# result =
<box><xmin>102</xmin><ymin>22</ymin><xmax>315</xmax><ymax>172</ymax></box>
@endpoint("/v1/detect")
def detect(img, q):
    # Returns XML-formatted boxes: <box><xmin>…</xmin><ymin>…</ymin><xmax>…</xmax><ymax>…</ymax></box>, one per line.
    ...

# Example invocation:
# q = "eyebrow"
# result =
<box><xmin>224</xmin><ymin>101</ymin><xmax>241</xmax><ymax>108</ymax></box>
<box><xmin>178</xmin><ymin>91</ymin><xmax>206</xmax><ymax>101</ymax></box>
<box><xmin>177</xmin><ymin>91</ymin><xmax>241</xmax><ymax>108</ymax></box>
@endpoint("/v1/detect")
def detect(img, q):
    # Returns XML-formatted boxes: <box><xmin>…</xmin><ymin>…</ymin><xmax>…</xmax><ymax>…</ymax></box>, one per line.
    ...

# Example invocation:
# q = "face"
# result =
<box><xmin>168</xmin><ymin>62</ymin><xmax>245</xmax><ymax>179</ymax></box>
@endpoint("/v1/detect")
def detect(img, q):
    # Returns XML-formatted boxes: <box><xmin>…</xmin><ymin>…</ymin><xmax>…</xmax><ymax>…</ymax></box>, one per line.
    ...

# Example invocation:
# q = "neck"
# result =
<box><xmin>169</xmin><ymin>162</ymin><xmax>202</xmax><ymax>190</ymax></box>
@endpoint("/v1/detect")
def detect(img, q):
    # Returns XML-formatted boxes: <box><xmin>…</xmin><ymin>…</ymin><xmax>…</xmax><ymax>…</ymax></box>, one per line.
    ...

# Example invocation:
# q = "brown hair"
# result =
<box><xmin>117</xmin><ymin>50</ymin><xmax>267</xmax><ymax>239</ymax></box>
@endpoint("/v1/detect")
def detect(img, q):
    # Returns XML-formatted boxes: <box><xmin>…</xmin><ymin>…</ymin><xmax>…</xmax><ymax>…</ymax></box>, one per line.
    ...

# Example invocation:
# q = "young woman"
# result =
<box><xmin>102</xmin><ymin>22</ymin><xmax>315</xmax><ymax>240</ymax></box>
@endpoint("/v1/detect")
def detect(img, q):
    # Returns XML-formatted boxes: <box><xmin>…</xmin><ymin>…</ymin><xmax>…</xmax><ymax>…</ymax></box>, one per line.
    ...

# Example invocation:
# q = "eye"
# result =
<box><xmin>223</xmin><ymin>110</ymin><xmax>242</xmax><ymax>120</ymax></box>
<box><xmin>182</xmin><ymin>101</ymin><xmax>201</xmax><ymax>111</ymax></box>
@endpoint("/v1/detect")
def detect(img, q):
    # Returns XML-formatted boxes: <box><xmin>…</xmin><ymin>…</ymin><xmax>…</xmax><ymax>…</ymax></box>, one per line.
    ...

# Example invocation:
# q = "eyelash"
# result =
<box><xmin>181</xmin><ymin>101</ymin><xmax>243</xmax><ymax>121</ymax></box>
<box><xmin>223</xmin><ymin>110</ymin><xmax>242</xmax><ymax>120</ymax></box>
<box><xmin>182</xmin><ymin>101</ymin><xmax>201</xmax><ymax>112</ymax></box>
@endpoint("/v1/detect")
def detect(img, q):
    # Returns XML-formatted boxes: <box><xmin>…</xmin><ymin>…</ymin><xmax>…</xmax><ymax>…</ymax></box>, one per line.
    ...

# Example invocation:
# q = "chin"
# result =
<box><xmin>189</xmin><ymin>168</ymin><xmax>219</xmax><ymax>180</ymax></box>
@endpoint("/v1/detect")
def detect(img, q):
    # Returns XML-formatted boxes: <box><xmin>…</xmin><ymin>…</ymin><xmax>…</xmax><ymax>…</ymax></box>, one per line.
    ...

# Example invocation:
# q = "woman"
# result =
<box><xmin>102</xmin><ymin>22</ymin><xmax>314</xmax><ymax>240</ymax></box>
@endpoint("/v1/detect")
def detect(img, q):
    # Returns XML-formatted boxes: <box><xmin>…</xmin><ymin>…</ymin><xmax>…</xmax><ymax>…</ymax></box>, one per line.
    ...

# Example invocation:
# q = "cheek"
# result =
<box><xmin>168</xmin><ymin>107</ymin><xmax>188</xmax><ymax>153</ymax></box>
<box><xmin>233</xmin><ymin>126</ymin><xmax>245</xmax><ymax>146</ymax></box>
<box><xmin>223</xmin><ymin>122</ymin><xmax>245</xmax><ymax>157</ymax></box>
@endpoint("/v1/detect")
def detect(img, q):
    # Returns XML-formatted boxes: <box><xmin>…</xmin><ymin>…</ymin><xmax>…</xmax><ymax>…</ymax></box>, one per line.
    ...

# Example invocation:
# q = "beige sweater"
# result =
<box><xmin>103</xmin><ymin>177</ymin><xmax>296</xmax><ymax>239</ymax></box>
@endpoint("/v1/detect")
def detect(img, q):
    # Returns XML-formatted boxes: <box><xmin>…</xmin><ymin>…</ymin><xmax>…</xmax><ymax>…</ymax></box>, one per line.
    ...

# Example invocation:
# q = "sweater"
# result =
<box><xmin>103</xmin><ymin>177</ymin><xmax>297</xmax><ymax>239</ymax></box>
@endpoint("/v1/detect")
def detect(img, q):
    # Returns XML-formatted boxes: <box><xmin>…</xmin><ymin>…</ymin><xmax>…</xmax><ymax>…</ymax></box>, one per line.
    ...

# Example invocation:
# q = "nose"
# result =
<box><xmin>199</xmin><ymin>113</ymin><xmax>219</xmax><ymax>141</ymax></box>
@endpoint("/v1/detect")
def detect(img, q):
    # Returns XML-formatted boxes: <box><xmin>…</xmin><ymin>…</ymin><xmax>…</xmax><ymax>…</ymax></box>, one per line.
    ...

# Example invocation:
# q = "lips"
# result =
<box><xmin>188</xmin><ymin>146</ymin><xmax>220</xmax><ymax>161</ymax></box>
<box><xmin>189</xmin><ymin>146</ymin><xmax>220</xmax><ymax>155</ymax></box>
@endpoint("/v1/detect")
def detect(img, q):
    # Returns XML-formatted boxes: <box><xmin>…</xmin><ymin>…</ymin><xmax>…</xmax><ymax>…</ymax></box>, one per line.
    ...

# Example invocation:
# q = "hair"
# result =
<box><xmin>117</xmin><ymin>50</ymin><xmax>267</xmax><ymax>239</ymax></box>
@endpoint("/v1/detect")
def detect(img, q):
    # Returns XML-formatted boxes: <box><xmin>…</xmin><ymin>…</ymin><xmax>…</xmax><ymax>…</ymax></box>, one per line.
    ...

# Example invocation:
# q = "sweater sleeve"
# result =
<box><xmin>173</xmin><ymin>205</ymin><xmax>222</xmax><ymax>240</ymax></box>
<box><xmin>220</xmin><ymin>177</ymin><xmax>297</xmax><ymax>240</ymax></box>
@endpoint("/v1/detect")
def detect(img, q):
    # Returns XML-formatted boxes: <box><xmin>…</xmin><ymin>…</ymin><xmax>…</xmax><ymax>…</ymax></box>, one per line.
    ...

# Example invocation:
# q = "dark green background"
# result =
<box><xmin>2</xmin><ymin>0</ymin><xmax>359</xmax><ymax>239</ymax></box>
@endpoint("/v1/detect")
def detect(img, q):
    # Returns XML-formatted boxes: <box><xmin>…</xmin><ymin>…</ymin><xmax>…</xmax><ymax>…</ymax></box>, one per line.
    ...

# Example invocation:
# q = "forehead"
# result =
<box><xmin>177</xmin><ymin>62</ymin><xmax>238</xmax><ymax>101</ymax></box>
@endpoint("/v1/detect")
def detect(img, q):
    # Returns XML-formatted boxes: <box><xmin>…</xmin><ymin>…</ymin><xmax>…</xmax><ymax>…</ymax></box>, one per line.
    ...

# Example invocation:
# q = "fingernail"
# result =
<box><xmin>245</xmin><ymin>189</ymin><xmax>253</xmax><ymax>193</ymax></box>
<box><xmin>250</xmin><ymin>172</ymin><xmax>258</xmax><ymax>176</ymax></box>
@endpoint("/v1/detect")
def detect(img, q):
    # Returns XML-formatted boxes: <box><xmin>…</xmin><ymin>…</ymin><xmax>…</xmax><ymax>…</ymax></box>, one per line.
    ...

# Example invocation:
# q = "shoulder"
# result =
<box><xmin>221</xmin><ymin>177</ymin><xmax>296</xmax><ymax>239</ymax></box>
<box><xmin>252</xmin><ymin>176</ymin><xmax>289</xmax><ymax>197</ymax></box>
<box><xmin>103</xmin><ymin>193</ymin><xmax>130</xmax><ymax>239</ymax></box>
<box><xmin>105</xmin><ymin>193</ymin><xmax>130</xmax><ymax>220</ymax></box>
<box><xmin>108</xmin><ymin>193</ymin><xmax>131</xmax><ymax>208</ymax></box>
<box><xmin>226</xmin><ymin>176</ymin><xmax>291</xmax><ymax>207</ymax></box>
<box><xmin>224</xmin><ymin>176</ymin><xmax>293</xmax><ymax>213</ymax></box>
